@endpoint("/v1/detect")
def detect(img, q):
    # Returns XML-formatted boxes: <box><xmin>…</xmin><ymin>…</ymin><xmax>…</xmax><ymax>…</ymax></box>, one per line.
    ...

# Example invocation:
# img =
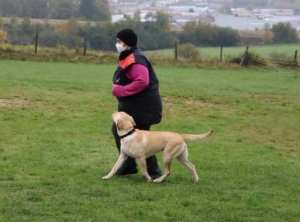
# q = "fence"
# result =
<box><xmin>8</xmin><ymin>34</ymin><xmax>300</xmax><ymax>70</ymax></box>
<box><xmin>33</xmin><ymin>32</ymin><xmax>88</xmax><ymax>56</ymax></box>
<box><xmin>239</xmin><ymin>46</ymin><xmax>299</xmax><ymax>69</ymax></box>
<box><xmin>172</xmin><ymin>41</ymin><xmax>299</xmax><ymax>69</ymax></box>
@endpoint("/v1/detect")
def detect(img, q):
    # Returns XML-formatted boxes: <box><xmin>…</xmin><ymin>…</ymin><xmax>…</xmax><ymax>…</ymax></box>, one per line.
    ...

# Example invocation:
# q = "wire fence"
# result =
<box><xmin>240</xmin><ymin>46</ymin><xmax>299</xmax><ymax>69</ymax></box>
<box><xmin>1</xmin><ymin>34</ymin><xmax>300</xmax><ymax>71</ymax></box>
<box><xmin>237</xmin><ymin>46</ymin><xmax>300</xmax><ymax>80</ymax></box>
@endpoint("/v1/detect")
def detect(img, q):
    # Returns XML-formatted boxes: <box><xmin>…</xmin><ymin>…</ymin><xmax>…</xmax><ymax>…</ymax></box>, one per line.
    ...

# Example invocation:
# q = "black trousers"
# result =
<box><xmin>111</xmin><ymin>122</ymin><xmax>161</xmax><ymax>174</ymax></box>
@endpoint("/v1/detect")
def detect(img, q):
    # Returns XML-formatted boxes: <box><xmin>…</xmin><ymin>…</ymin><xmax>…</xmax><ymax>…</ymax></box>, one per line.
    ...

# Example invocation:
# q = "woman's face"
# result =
<box><xmin>116</xmin><ymin>38</ymin><xmax>130</xmax><ymax>50</ymax></box>
<box><xmin>116</xmin><ymin>38</ymin><xmax>125</xmax><ymax>46</ymax></box>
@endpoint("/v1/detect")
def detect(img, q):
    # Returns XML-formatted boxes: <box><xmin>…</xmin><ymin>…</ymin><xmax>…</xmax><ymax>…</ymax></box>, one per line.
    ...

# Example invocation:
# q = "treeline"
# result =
<box><xmin>0</xmin><ymin>13</ymin><xmax>241</xmax><ymax>51</ymax></box>
<box><xmin>0</xmin><ymin>0</ymin><xmax>111</xmax><ymax>21</ymax></box>
<box><xmin>0</xmin><ymin>13</ymin><xmax>299</xmax><ymax>51</ymax></box>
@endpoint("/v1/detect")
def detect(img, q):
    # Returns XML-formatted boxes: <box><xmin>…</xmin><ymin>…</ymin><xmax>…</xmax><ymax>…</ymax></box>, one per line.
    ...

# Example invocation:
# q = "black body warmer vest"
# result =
<box><xmin>112</xmin><ymin>49</ymin><xmax>162</xmax><ymax>126</ymax></box>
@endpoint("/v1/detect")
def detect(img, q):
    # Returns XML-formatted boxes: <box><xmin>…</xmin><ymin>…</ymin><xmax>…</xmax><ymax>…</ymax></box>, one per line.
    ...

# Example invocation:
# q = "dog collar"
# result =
<box><xmin>119</xmin><ymin>128</ymin><xmax>136</xmax><ymax>139</ymax></box>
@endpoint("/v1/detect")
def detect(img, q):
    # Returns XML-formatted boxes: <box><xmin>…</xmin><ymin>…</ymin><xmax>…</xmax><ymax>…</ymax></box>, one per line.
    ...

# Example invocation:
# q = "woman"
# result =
<box><xmin>111</xmin><ymin>28</ymin><xmax>162</xmax><ymax>178</ymax></box>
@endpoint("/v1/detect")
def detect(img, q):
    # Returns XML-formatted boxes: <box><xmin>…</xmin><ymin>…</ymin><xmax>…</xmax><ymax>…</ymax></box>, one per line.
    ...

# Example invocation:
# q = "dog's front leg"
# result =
<box><xmin>138</xmin><ymin>157</ymin><xmax>152</xmax><ymax>182</ymax></box>
<box><xmin>102</xmin><ymin>152</ymin><xmax>128</xmax><ymax>180</ymax></box>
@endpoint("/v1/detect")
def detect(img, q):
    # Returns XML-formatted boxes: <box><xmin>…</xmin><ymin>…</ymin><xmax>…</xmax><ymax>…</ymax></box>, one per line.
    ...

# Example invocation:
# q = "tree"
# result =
<box><xmin>272</xmin><ymin>22</ymin><xmax>298</xmax><ymax>43</ymax></box>
<box><xmin>155</xmin><ymin>11</ymin><xmax>170</xmax><ymax>32</ymax></box>
<box><xmin>213</xmin><ymin>27</ymin><xmax>240</xmax><ymax>46</ymax></box>
<box><xmin>10</xmin><ymin>16</ymin><xmax>19</xmax><ymax>31</ymax></box>
<box><xmin>0</xmin><ymin>0</ymin><xmax>22</xmax><ymax>17</ymax></box>
<box><xmin>94</xmin><ymin>0</ymin><xmax>111</xmax><ymax>21</ymax></box>
<box><xmin>79</xmin><ymin>0</ymin><xmax>110</xmax><ymax>21</ymax></box>
<box><xmin>79</xmin><ymin>0</ymin><xmax>96</xmax><ymax>20</ymax></box>
<box><xmin>179</xmin><ymin>21</ymin><xmax>240</xmax><ymax>46</ymax></box>
<box><xmin>58</xmin><ymin>17</ymin><xmax>80</xmax><ymax>36</ymax></box>
<box><xmin>32</xmin><ymin>0</ymin><xmax>49</xmax><ymax>18</ymax></box>
<box><xmin>19</xmin><ymin>0</ymin><xmax>49</xmax><ymax>18</ymax></box>
<box><xmin>48</xmin><ymin>0</ymin><xmax>78</xmax><ymax>19</ymax></box>
<box><xmin>21</xmin><ymin>18</ymin><xmax>34</xmax><ymax>35</ymax></box>
<box><xmin>133</xmin><ymin>10</ymin><xmax>141</xmax><ymax>22</ymax></box>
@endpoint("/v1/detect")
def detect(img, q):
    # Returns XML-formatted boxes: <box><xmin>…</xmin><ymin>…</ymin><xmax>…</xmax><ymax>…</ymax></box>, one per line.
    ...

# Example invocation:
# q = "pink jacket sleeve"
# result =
<box><xmin>112</xmin><ymin>63</ymin><xmax>149</xmax><ymax>97</ymax></box>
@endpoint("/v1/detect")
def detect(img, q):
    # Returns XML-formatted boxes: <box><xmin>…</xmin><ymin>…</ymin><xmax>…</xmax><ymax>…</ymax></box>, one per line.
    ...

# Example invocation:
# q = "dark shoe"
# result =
<box><xmin>148</xmin><ymin>167</ymin><xmax>162</xmax><ymax>180</ymax></box>
<box><xmin>115</xmin><ymin>157</ymin><xmax>138</xmax><ymax>176</ymax></box>
<box><xmin>149</xmin><ymin>172</ymin><xmax>162</xmax><ymax>180</ymax></box>
<box><xmin>115</xmin><ymin>167</ymin><xmax>138</xmax><ymax>176</ymax></box>
<box><xmin>146</xmin><ymin>156</ymin><xmax>161</xmax><ymax>179</ymax></box>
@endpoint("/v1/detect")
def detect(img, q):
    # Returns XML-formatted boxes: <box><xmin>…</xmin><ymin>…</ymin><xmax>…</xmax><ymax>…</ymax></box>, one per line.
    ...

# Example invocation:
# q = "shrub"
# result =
<box><xmin>0</xmin><ymin>29</ymin><xmax>7</xmax><ymax>43</ymax></box>
<box><xmin>177</xmin><ymin>43</ymin><xmax>199</xmax><ymax>59</ymax></box>
<box><xmin>225</xmin><ymin>54</ymin><xmax>242</xmax><ymax>64</ymax></box>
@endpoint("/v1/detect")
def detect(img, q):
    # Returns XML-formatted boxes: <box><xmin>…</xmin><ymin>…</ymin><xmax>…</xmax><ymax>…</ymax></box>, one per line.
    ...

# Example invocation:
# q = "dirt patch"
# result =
<box><xmin>184</xmin><ymin>100</ymin><xmax>207</xmax><ymax>106</ymax></box>
<box><xmin>0</xmin><ymin>99</ymin><xmax>29</xmax><ymax>107</ymax></box>
<box><xmin>163</xmin><ymin>96</ymin><xmax>221</xmax><ymax>107</ymax></box>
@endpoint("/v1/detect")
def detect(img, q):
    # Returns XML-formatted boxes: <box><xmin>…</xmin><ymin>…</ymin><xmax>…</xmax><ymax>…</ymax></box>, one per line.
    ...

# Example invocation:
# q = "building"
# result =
<box><xmin>231</xmin><ymin>8</ymin><xmax>252</xmax><ymax>17</ymax></box>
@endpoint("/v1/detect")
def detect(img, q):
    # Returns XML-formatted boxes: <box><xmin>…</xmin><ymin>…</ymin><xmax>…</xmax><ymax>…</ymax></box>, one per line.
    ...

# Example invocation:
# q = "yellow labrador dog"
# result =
<box><xmin>103</xmin><ymin>111</ymin><xmax>214</xmax><ymax>183</ymax></box>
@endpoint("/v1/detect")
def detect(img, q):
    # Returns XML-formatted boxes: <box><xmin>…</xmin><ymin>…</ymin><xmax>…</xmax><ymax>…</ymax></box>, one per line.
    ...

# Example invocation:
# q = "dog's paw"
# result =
<box><xmin>153</xmin><ymin>178</ymin><xmax>163</xmax><ymax>183</ymax></box>
<box><xmin>102</xmin><ymin>175</ymin><xmax>111</xmax><ymax>180</ymax></box>
<box><xmin>145</xmin><ymin>176</ymin><xmax>152</xmax><ymax>183</ymax></box>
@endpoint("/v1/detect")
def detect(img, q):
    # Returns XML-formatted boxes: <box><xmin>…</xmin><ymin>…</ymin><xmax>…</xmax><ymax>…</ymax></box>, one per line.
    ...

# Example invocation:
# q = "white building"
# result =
<box><xmin>253</xmin><ymin>8</ymin><xmax>294</xmax><ymax>19</ymax></box>
<box><xmin>231</xmin><ymin>8</ymin><xmax>252</xmax><ymax>17</ymax></box>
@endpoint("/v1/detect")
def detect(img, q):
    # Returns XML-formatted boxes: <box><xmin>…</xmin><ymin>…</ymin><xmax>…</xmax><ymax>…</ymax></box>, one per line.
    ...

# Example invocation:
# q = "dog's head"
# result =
<box><xmin>112</xmin><ymin>112</ymin><xmax>136</xmax><ymax>131</ymax></box>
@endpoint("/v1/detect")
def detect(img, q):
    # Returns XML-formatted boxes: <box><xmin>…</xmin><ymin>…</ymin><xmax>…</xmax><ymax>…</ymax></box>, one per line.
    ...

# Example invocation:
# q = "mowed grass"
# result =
<box><xmin>146</xmin><ymin>44</ymin><xmax>300</xmax><ymax>60</ymax></box>
<box><xmin>0</xmin><ymin>60</ymin><xmax>300</xmax><ymax>222</ymax></box>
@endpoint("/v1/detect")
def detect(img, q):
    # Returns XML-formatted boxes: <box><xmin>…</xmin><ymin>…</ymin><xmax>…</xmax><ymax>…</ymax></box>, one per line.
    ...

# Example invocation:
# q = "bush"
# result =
<box><xmin>0</xmin><ymin>29</ymin><xmax>7</xmax><ymax>43</ymax></box>
<box><xmin>177</xmin><ymin>43</ymin><xmax>199</xmax><ymax>59</ymax></box>
<box><xmin>225</xmin><ymin>54</ymin><xmax>242</xmax><ymax>64</ymax></box>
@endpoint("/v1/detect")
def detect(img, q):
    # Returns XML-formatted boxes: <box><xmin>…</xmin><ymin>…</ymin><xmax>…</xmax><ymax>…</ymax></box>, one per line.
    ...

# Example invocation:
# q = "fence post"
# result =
<box><xmin>34</xmin><ymin>32</ymin><xmax>38</xmax><ymax>54</ymax></box>
<box><xmin>220</xmin><ymin>45</ymin><xmax>223</xmax><ymax>62</ymax></box>
<box><xmin>174</xmin><ymin>40</ymin><xmax>178</xmax><ymax>60</ymax></box>
<box><xmin>83</xmin><ymin>37</ymin><xmax>87</xmax><ymax>56</ymax></box>
<box><xmin>294</xmin><ymin>50</ymin><xmax>298</xmax><ymax>67</ymax></box>
<box><xmin>240</xmin><ymin>46</ymin><xmax>249</xmax><ymax>66</ymax></box>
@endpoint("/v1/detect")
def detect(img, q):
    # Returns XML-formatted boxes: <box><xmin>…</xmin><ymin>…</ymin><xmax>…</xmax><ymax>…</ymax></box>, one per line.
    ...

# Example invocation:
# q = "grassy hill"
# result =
<box><xmin>1</xmin><ymin>60</ymin><xmax>300</xmax><ymax>221</ymax></box>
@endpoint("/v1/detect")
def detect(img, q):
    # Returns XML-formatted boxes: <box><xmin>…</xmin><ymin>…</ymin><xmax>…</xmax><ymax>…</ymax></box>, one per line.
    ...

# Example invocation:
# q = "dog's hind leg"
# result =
<box><xmin>102</xmin><ymin>152</ymin><xmax>128</xmax><ymax>180</ymax></box>
<box><xmin>153</xmin><ymin>142</ymin><xmax>185</xmax><ymax>183</ymax></box>
<box><xmin>138</xmin><ymin>157</ymin><xmax>152</xmax><ymax>182</ymax></box>
<box><xmin>177</xmin><ymin>146</ymin><xmax>199</xmax><ymax>183</ymax></box>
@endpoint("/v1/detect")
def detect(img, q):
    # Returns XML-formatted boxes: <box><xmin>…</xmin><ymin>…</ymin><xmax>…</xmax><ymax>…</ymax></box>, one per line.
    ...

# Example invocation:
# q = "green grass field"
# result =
<box><xmin>0</xmin><ymin>60</ymin><xmax>300</xmax><ymax>222</ymax></box>
<box><xmin>146</xmin><ymin>44</ymin><xmax>300</xmax><ymax>60</ymax></box>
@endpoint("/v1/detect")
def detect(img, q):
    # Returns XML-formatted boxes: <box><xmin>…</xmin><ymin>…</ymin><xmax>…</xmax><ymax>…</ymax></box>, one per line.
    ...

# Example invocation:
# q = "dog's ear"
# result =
<box><xmin>112</xmin><ymin>112</ymin><xmax>116</xmax><ymax>119</ymax></box>
<box><xmin>116</xmin><ymin>119</ymin><xmax>123</xmax><ymax>130</ymax></box>
<box><xmin>129</xmin><ymin>116</ymin><xmax>136</xmax><ymax>127</ymax></box>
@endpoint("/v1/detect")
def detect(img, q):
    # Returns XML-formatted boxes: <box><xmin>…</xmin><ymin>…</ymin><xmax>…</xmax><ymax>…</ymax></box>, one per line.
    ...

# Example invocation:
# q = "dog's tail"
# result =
<box><xmin>181</xmin><ymin>129</ymin><xmax>214</xmax><ymax>141</ymax></box>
